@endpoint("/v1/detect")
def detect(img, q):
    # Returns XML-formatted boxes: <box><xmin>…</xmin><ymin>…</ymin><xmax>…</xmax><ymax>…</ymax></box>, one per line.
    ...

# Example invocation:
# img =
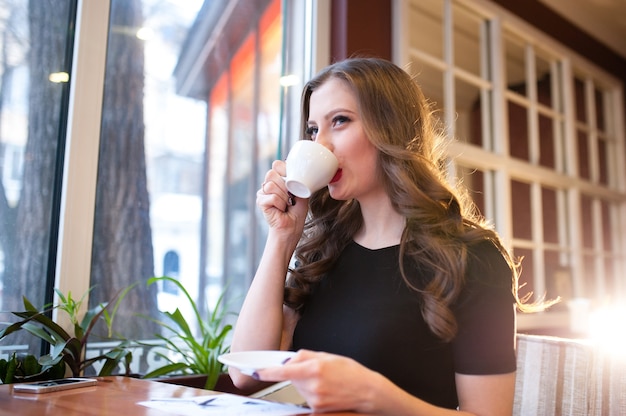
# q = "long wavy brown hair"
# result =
<box><xmin>284</xmin><ymin>57</ymin><xmax>537</xmax><ymax>342</ymax></box>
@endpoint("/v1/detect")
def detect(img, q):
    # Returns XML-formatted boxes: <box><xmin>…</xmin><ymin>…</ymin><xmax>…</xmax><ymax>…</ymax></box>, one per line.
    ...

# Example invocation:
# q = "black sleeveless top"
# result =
<box><xmin>292</xmin><ymin>239</ymin><xmax>516</xmax><ymax>409</ymax></box>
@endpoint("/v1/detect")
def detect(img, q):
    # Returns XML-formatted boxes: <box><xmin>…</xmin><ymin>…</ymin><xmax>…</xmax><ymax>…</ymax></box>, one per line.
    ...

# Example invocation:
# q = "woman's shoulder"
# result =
<box><xmin>464</xmin><ymin>238</ymin><xmax>513</xmax><ymax>289</ymax></box>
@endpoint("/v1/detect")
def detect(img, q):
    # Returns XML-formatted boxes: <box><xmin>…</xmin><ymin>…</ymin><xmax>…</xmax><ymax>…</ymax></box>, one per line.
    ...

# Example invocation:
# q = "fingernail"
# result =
<box><xmin>288</xmin><ymin>193</ymin><xmax>296</xmax><ymax>206</ymax></box>
<box><xmin>252</xmin><ymin>371</ymin><xmax>260</xmax><ymax>380</ymax></box>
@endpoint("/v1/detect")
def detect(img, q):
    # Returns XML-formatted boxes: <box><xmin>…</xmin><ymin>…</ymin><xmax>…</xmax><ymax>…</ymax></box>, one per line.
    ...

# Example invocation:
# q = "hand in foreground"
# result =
<box><xmin>253</xmin><ymin>350</ymin><xmax>386</xmax><ymax>414</ymax></box>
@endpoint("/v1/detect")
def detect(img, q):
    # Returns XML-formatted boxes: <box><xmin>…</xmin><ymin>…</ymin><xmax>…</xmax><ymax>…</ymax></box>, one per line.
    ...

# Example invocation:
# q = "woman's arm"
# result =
<box><xmin>455</xmin><ymin>372</ymin><xmax>515</xmax><ymax>416</ymax></box>
<box><xmin>229</xmin><ymin>161</ymin><xmax>308</xmax><ymax>389</ymax></box>
<box><xmin>229</xmin><ymin>233</ymin><xmax>297</xmax><ymax>350</ymax></box>
<box><xmin>228</xmin><ymin>235</ymin><xmax>298</xmax><ymax>389</ymax></box>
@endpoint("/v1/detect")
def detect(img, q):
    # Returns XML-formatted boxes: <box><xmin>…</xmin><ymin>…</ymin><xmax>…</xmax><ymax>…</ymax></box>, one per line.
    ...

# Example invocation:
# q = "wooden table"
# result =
<box><xmin>0</xmin><ymin>376</ymin><xmax>360</xmax><ymax>415</ymax></box>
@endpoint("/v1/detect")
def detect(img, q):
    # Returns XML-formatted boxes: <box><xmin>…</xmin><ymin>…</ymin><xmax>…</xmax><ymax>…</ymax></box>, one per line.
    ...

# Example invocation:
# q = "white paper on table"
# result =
<box><xmin>138</xmin><ymin>393</ymin><xmax>312</xmax><ymax>416</ymax></box>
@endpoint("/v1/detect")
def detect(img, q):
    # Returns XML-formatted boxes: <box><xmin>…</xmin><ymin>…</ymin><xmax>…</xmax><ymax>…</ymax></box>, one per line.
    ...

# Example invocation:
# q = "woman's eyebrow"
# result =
<box><xmin>323</xmin><ymin>108</ymin><xmax>356</xmax><ymax>119</ymax></box>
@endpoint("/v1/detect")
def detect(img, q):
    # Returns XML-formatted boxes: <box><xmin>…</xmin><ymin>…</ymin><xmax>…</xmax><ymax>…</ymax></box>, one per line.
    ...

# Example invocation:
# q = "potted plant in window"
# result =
<box><xmin>139</xmin><ymin>276</ymin><xmax>243</xmax><ymax>392</ymax></box>
<box><xmin>0</xmin><ymin>352</ymin><xmax>65</xmax><ymax>384</ymax></box>
<box><xmin>0</xmin><ymin>286</ymin><xmax>135</xmax><ymax>382</ymax></box>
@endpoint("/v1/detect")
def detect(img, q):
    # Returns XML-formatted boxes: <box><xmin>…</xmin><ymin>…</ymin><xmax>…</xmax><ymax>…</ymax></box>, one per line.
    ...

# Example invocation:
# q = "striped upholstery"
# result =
<box><xmin>514</xmin><ymin>333</ymin><xmax>626</xmax><ymax>415</ymax></box>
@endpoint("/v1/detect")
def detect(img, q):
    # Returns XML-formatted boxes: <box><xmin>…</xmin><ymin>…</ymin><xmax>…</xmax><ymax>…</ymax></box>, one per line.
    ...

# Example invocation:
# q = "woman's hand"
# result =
<box><xmin>257</xmin><ymin>160</ymin><xmax>308</xmax><ymax>239</ymax></box>
<box><xmin>253</xmin><ymin>350</ymin><xmax>513</xmax><ymax>416</ymax></box>
<box><xmin>254</xmin><ymin>350</ymin><xmax>385</xmax><ymax>414</ymax></box>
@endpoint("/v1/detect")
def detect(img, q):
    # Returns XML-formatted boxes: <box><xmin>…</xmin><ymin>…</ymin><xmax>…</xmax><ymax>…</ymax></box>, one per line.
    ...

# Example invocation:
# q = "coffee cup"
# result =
<box><xmin>284</xmin><ymin>140</ymin><xmax>339</xmax><ymax>198</ymax></box>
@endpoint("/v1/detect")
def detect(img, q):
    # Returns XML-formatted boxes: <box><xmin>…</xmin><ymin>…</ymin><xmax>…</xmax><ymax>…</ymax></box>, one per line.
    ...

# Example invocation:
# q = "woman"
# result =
<box><xmin>230</xmin><ymin>57</ymin><xmax>536</xmax><ymax>415</ymax></box>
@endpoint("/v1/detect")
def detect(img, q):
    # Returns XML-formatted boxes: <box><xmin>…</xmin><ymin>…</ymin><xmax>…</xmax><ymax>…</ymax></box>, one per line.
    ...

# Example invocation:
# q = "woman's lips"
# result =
<box><xmin>329</xmin><ymin>169</ymin><xmax>342</xmax><ymax>184</ymax></box>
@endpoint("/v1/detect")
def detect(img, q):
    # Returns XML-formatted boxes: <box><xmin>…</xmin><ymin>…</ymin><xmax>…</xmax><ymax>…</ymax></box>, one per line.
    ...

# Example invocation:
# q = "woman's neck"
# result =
<box><xmin>353</xmin><ymin>196</ymin><xmax>405</xmax><ymax>250</ymax></box>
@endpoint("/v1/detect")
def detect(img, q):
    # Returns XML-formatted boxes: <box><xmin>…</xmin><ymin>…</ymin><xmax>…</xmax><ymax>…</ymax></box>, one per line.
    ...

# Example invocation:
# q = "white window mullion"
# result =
<box><xmin>591</xmin><ymin>198</ymin><xmax>605</xmax><ymax>298</ymax></box>
<box><xmin>392</xmin><ymin>0</ymin><xmax>410</xmax><ymax>67</ymax></box>
<box><xmin>489</xmin><ymin>17</ymin><xmax>508</xmax><ymax>157</ymax></box>
<box><xmin>443</xmin><ymin>0</ymin><xmax>457</xmax><ymax>183</ymax></box>
<box><xmin>585</xmin><ymin>78</ymin><xmax>599</xmax><ymax>183</ymax></box>
<box><xmin>487</xmin><ymin>17</ymin><xmax>511</xmax><ymax>243</ymax></box>
<box><xmin>483</xmin><ymin>169</ymin><xmax>495</xmax><ymax>225</ymax></box>
<box><xmin>478</xmin><ymin>16</ymin><xmax>494</xmax><ymax>222</ymax></box>
<box><xmin>609</xmin><ymin>204</ymin><xmax>623</xmax><ymax>293</ymax></box>
<box><xmin>600</xmin><ymin>91</ymin><xmax>617</xmax><ymax>190</ymax></box>
<box><xmin>55</xmin><ymin>0</ymin><xmax>111</xmax><ymax>329</ymax></box>
<box><xmin>610</xmin><ymin>87</ymin><xmax>626</xmax><ymax>192</ymax></box>
<box><xmin>609</xmin><ymin>86</ymin><xmax>626</xmax><ymax>299</ymax></box>
<box><xmin>551</xmin><ymin>60</ymin><xmax>565</xmax><ymax>173</ymax></box>
<box><xmin>526</xmin><ymin>45</ymin><xmax>540</xmax><ymax>165</ymax></box>
<box><xmin>556</xmin><ymin>188</ymin><xmax>569</xmax><ymax>266</ymax></box>
<box><xmin>531</xmin><ymin>182</ymin><xmax>546</xmax><ymax>299</ymax></box>
<box><xmin>479</xmin><ymin>19</ymin><xmax>492</xmax><ymax>152</ymax></box>
<box><xmin>561</xmin><ymin>60</ymin><xmax>578</xmax><ymax>178</ymax></box>
<box><xmin>617</xmin><ymin>202</ymin><xmax>626</xmax><ymax>296</ymax></box>
<box><xmin>493</xmin><ymin>169</ymin><xmax>513</xmax><ymax>247</ymax></box>
<box><xmin>560</xmin><ymin>59</ymin><xmax>585</xmax><ymax>298</ymax></box>
<box><xmin>567</xmin><ymin>188</ymin><xmax>584</xmax><ymax>297</ymax></box>
<box><xmin>443</xmin><ymin>0</ymin><xmax>455</xmax><ymax>137</ymax></box>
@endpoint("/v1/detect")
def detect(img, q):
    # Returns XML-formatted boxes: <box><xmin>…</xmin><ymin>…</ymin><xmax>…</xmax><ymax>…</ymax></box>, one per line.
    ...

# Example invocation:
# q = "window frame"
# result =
<box><xmin>395</xmin><ymin>0</ymin><xmax>626</xmax><ymax>332</ymax></box>
<box><xmin>54</xmin><ymin>0</ymin><xmax>111</xmax><ymax>328</ymax></box>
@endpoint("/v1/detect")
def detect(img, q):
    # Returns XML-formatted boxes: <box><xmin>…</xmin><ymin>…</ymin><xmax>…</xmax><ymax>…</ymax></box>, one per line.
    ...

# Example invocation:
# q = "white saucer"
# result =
<box><xmin>218</xmin><ymin>351</ymin><xmax>296</xmax><ymax>376</ymax></box>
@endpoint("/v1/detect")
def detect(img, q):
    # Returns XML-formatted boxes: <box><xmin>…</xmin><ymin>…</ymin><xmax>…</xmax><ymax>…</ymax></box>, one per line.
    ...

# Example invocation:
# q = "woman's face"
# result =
<box><xmin>306</xmin><ymin>77</ymin><xmax>384</xmax><ymax>204</ymax></box>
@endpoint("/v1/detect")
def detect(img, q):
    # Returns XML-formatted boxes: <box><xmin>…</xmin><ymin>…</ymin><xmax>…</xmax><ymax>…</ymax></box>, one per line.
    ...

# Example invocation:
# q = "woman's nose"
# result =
<box><xmin>314</xmin><ymin>132</ymin><xmax>333</xmax><ymax>151</ymax></box>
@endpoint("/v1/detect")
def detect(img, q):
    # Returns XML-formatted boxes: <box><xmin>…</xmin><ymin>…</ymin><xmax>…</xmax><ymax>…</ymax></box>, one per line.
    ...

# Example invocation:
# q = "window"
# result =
<box><xmin>84</xmin><ymin>0</ymin><xmax>305</xmax><ymax>374</ymax></box>
<box><xmin>0</xmin><ymin>0</ymin><xmax>76</xmax><ymax>357</ymax></box>
<box><xmin>0</xmin><ymin>0</ymin><xmax>313</xmax><ymax>375</ymax></box>
<box><xmin>400</xmin><ymin>0</ymin><xmax>626</xmax><ymax>332</ymax></box>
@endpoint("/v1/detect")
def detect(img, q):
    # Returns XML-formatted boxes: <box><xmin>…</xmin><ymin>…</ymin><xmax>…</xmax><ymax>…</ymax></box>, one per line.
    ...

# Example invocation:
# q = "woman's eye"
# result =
<box><xmin>332</xmin><ymin>115</ymin><xmax>349</xmax><ymax>127</ymax></box>
<box><xmin>305</xmin><ymin>126</ymin><xmax>318</xmax><ymax>138</ymax></box>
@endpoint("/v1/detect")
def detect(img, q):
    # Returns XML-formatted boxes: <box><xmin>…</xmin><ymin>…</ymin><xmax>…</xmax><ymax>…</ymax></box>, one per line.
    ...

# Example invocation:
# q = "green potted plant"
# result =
<box><xmin>0</xmin><ymin>352</ymin><xmax>65</xmax><ymax>384</ymax></box>
<box><xmin>0</xmin><ymin>286</ymin><xmax>135</xmax><ymax>381</ymax></box>
<box><xmin>139</xmin><ymin>276</ymin><xmax>233</xmax><ymax>390</ymax></box>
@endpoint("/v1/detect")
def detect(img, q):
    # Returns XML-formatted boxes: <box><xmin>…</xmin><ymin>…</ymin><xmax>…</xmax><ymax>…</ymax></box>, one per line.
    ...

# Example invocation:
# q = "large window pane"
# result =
<box><xmin>538</xmin><ymin>113</ymin><xmax>556</xmax><ymax>168</ymax></box>
<box><xmin>87</xmin><ymin>0</ymin><xmax>207</xmax><ymax>375</ymax></box>
<box><xmin>508</xmin><ymin>100</ymin><xmax>529</xmax><ymax>160</ymax></box>
<box><xmin>511</xmin><ymin>179</ymin><xmax>532</xmax><ymax>241</ymax></box>
<box><xmin>90</xmin><ymin>0</ymin><xmax>206</xmax><ymax>342</ymax></box>
<box><xmin>84</xmin><ymin>0</ymin><xmax>291</xmax><ymax>376</ymax></box>
<box><xmin>409</xmin><ymin>0</ymin><xmax>443</xmax><ymax>60</ymax></box>
<box><xmin>0</xmin><ymin>0</ymin><xmax>75</xmax><ymax>356</ymax></box>
<box><xmin>453</xmin><ymin>2</ymin><xmax>484</xmax><ymax>77</ymax></box>
<box><xmin>504</xmin><ymin>30</ymin><xmax>526</xmax><ymax>96</ymax></box>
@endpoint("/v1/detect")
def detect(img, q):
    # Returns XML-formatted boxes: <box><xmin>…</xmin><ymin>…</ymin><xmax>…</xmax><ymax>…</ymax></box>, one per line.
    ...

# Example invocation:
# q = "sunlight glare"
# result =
<box><xmin>279</xmin><ymin>74</ymin><xmax>299</xmax><ymax>87</ymax></box>
<box><xmin>49</xmin><ymin>72</ymin><xmax>69</xmax><ymax>83</ymax></box>
<box><xmin>588</xmin><ymin>304</ymin><xmax>626</xmax><ymax>359</ymax></box>
<box><xmin>136</xmin><ymin>27</ymin><xmax>155</xmax><ymax>41</ymax></box>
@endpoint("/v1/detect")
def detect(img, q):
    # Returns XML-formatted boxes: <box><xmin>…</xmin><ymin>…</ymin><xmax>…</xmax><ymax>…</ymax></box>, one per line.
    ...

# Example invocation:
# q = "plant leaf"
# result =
<box><xmin>142</xmin><ymin>362</ymin><xmax>189</xmax><ymax>379</ymax></box>
<box><xmin>38</xmin><ymin>354</ymin><xmax>63</xmax><ymax>367</ymax></box>
<box><xmin>14</xmin><ymin>310</ymin><xmax>71</xmax><ymax>342</ymax></box>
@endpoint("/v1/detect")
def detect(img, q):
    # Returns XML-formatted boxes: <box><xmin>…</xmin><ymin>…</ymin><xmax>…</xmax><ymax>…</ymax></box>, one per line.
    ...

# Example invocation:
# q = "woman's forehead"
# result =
<box><xmin>308</xmin><ymin>79</ymin><xmax>358</xmax><ymax>114</ymax></box>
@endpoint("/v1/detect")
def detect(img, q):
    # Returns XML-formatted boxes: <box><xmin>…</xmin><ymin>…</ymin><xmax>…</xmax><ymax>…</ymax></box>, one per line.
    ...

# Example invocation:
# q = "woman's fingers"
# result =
<box><xmin>253</xmin><ymin>351</ymin><xmax>374</xmax><ymax>414</ymax></box>
<box><xmin>253</xmin><ymin>350</ymin><xmax>327</xmax><ymax>381</ymax></box>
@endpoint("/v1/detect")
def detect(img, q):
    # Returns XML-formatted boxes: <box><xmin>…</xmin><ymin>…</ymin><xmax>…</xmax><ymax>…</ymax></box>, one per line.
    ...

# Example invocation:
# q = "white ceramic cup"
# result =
<box><xmin>284</xmin><ymin>140</ymin><xmax>338</xmax><ymax>198</ymax></box>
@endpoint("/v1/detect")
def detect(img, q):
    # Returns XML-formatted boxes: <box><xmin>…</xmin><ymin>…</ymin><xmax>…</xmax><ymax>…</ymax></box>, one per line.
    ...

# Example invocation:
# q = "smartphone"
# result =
<box><xmin>13</xmin><ymin>378</ymin><xmax>98</xmax><ymax>394</ymax></box>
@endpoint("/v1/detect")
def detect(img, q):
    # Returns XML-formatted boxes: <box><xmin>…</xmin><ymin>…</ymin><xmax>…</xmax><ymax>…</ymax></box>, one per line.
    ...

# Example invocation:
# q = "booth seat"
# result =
<box><xmin>514</xmin><ymin>333</ymin><xmax>626</xmax><ymax>415</ymax></box>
